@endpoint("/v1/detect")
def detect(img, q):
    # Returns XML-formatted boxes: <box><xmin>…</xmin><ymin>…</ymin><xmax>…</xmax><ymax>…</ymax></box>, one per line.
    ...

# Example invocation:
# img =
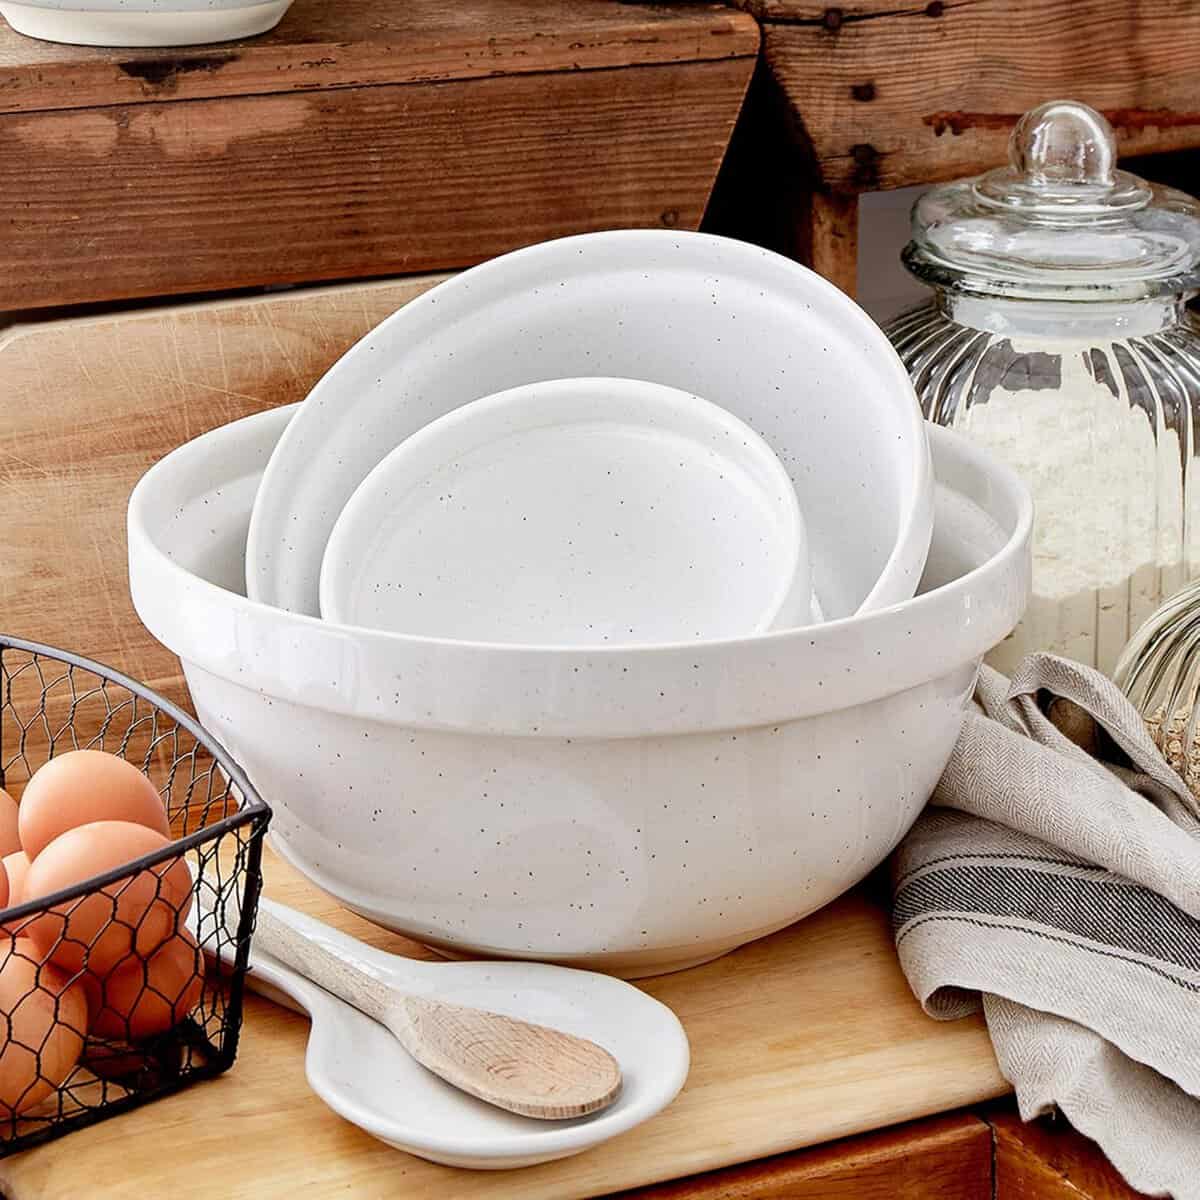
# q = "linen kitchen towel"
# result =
<box><xmin>892</xmin><ymin>653</ymin><xmax>1200</xmax><ymax>1200</ymax></box>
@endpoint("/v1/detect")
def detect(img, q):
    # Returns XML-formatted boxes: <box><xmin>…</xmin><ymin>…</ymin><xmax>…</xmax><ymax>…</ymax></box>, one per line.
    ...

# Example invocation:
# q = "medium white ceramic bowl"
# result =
<box><xmin>129</xmin><ymin>408</ymin><xmax>1030</xmax><ymax>977</ymax></box>
<box><xmin>320</xmin><ymin>377</ymin><xmax>811</xmax><ymax>644</ymax></box>
<box><xmin>246</xmin><ymin>231</ymin><xmax>934</xmax><ymax>621</ymax></box>
<box><xmin>0</xmin><ymin>0</ymin><xmax>293</xmax><ymax>46</ymax></box>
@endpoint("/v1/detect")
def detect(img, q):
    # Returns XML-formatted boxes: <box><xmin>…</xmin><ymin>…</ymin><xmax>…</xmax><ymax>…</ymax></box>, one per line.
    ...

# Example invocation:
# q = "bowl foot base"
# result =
<box><xmin>268</xmin><ymin>832</ymin><xmax>807</xmax><ymax>978</ymax></box>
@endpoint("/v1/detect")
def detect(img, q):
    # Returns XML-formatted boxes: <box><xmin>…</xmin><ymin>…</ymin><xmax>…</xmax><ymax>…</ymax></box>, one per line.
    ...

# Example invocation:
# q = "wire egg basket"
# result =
<box><xmin>0</xmin><ymin>634</ymin><xmax>269</xmax><ymax>1154</ymax></box>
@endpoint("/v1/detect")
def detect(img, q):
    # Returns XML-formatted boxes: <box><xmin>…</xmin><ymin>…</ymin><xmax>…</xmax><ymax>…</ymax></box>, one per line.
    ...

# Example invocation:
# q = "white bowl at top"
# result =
<box><xmin>319</xmin><ymin>377</ymin><xmax>812</xmax><ymax>645</ymax></box>
<box><xmin>0</xmin><ymin>0</ymin><xmax>293</xmax><ymax>46</ymax></box>
<box><xmin>246</xmin><ymin>231</ymin><xmax>934</xmax><ymax>622</ymax></box>
<box><xmin>129</xmin><ymin>407</ymin><xmax>1029</xmax><ymax>977</ymax></box>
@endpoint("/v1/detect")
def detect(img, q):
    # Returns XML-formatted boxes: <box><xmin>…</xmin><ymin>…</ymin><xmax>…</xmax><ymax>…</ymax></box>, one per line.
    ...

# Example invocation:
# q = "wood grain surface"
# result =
<box><xmin>0</xmin><ymin>276</ymin><xmax>447</xmax><ymax>713</ymax></box>
<box><xmin>741</xmin><ymin>0</ymin><xmax>1200</xmax><ymax>191</ymax></box>
<box><xmin>0</xmin><ymin>54</ymin><xmax>751</xmax><ymax>310</ymax></box>
<box><xmin>990</xmin><ymin>1111</ymin><xmax>1151</xmax><ymax>1199</ymax></box>
<box><xmin>0</xmin><ymin>0</ymin><xmax>759</xmax><ymax>114</ymax></box>
<box><xmin>618</xmin><ymin>1112</ymin><xmax>992</xmax><ymax>1198</ymax></box>
<box><xmin>804</xmin><ymin>191</ymin><xmax>858</xmax><ymax>296</ymax></box>
<box><xmin>0</xmin><ymin>850</ymin><xmax>1007</xmax><ymax>1200</ymax></box>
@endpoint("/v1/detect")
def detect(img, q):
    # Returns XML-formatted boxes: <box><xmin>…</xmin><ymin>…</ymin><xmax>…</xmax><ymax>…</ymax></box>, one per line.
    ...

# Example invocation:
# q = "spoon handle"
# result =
<box><xmin>250</xmin><ymin>899</ymin><xmax>395</xmax><ymax>1027</ymax></box>
<box><xmin>241</xmin><ymin>893</ymin><xmax>622</xmax><ymax>1119</ymax></box>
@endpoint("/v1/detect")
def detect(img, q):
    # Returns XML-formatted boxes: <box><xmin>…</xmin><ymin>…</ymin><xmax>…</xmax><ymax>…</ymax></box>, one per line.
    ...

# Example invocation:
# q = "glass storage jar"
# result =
<box><xmin>886</xmin><ymin>100</ymin><xmax>1200</xmax><ymax>676</ymax></box>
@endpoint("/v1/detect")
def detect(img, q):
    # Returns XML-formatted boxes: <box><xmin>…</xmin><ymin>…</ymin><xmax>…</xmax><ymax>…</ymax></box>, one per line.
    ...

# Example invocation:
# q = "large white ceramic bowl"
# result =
<box><xmin>0</xmin><ymin>0</ymin><xmax>293</xmax><ymax>46</ymax></box>
<box><xmin>320</xmin><ymin>377</ymin><xmax>812</xmax><ymax>644</ymax></box>
<box><xmin>129</xmin><ymin>408</ymin><xmax>1030</xmax><ymax>977</ymax></box>
<box><xmin>246</xmin><ymin>231</ymin><xmax>934</xmax><ymax>621</ymax></box>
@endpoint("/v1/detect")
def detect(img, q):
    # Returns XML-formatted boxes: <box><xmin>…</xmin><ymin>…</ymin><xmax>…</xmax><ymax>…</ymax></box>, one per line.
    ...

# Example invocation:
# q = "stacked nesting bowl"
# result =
<box><xmin>128</xmin><ymin>231</ymin><xmax>1031</xmax><ymax>977</ymax></box>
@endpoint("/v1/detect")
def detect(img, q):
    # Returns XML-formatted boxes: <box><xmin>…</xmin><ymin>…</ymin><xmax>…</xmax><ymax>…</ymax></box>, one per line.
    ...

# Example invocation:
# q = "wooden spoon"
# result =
<box><xmin>251</xmin><ymin>901</ymin><xmax>622</xmax><ymax>1120</ymax></box>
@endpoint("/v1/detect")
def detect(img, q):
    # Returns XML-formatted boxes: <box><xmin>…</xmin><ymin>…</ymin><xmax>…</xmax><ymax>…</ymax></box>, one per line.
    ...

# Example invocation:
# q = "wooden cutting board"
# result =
<box><xmin>0</xmin><ymin>280</ymin><xmax>1008</xmax><ymax>1197</ymax></box>
<box><xmin>0</xmin><ymin>850</ymin><xmax>1008</xmax><ymax>1200</ymax></box>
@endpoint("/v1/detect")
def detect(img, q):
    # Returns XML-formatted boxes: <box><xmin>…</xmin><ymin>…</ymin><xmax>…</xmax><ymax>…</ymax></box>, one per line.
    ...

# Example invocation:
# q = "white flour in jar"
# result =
<box><xmin>958</xmin><ymin>342</ymin><xmax>1184</xmax><ymax>678</ymax></box>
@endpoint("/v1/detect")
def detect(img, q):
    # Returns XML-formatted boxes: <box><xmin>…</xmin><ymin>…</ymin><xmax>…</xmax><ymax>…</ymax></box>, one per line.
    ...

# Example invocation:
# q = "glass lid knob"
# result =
<box><xmin>1011</xmin><ymin>100</ymin><xmax>1116</xmax><ymax>188</ymax></box>
<box><xmin>904</xmin><ymin>97</ymin><xmax>1200</xmax><ymax>299</ymax></box>
<box><xmin>973</xmin><ymin>99</ymin><xmax>1151</xmax><ymax>216</ymax></box>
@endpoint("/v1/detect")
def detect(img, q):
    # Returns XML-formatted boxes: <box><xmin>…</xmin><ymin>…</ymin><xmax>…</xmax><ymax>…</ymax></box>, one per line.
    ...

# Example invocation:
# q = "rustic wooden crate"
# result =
<box><xmin>734</xmin><ymin>0</ymin><xmax>1200</xmax><ymax>292</ymax></box>
<box><xmin>0</xmin><ymin>0</ymin><xmax>758</xmax><ymax>311</ymax></box>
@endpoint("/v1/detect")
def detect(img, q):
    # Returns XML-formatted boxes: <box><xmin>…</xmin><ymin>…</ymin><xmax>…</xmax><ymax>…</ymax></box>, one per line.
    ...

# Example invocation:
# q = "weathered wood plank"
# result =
<box><xmin>806</xmin><ymin>191</ymin><xmax>858</xmax><ymax>295</ymax></box>
<box><xmin>0</xmin><ymin>56</ymin><xmax>751</xmax><ymax>309</ymax></box>
<box><xmin>0</xmin><ymin>0</ymin><xmax>759</xmax><ymax>114</ymax></box>
<box><xmin>741</xmin><ymin>0</ymin><xmax>1200</xmax><ymax>191</ymax></box>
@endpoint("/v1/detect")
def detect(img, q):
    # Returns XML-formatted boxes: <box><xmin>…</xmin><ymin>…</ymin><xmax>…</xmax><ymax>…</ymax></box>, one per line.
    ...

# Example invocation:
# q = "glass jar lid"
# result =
<box><xmin>904</xmin><ymin>100</ymin><xmax>1200</xmax><ymax>302</ymax></box>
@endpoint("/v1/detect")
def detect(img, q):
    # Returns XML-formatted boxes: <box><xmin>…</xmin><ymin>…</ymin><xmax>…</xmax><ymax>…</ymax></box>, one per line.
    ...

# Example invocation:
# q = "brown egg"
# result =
<box><xmin>3</xmin><ymin>853</ymin><xmax>28</xmax><ymax>905</ymax></box>
<box><xmin>19</xmin><ymin>751</ymin><xmax>169</xmax><ymax>861</ymax></box>
<box><xmin>0</xmin><ymin>861</ymin><xmax>9</xmax><ymax>914</ymax></box>
<box><xmin>86</xmin><ymin>930</ymin><xmax>204</xmax><ymax>1042</ymax></box>
<box><xmin>22</xmin><ymin>821</ymin><xmax>193</xmax><ymax>977</ymax></box>
<box><xmin>0</xmin><ymin>939</ymin><xmax>87</xmax><ymax>1116</ymax></box>
<box><xmin>2</xmin><ymin>853</ymin><xmax>31</xmax><ymax>935</ymax></box>
<box><xmin>0</xmin><ymin>790</ymin><xmax>19</xmax><ymax>859</ymax></box>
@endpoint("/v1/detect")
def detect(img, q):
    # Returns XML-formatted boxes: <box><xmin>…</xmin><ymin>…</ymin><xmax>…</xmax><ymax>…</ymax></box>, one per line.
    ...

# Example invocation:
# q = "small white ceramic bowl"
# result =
<box><xmin>130</xmin><ymin>407</ymin><xmax>1030</xmax><ymax>977</ymax></box>
<box><xmin>320</xmin><ymin>377</ymin><xmax>812</xmax><ymax>645</ymax></box>
<box><xmin>0</xmin><ymin>0</ymin><xmax>292</xmax><ymax>46</ymax></box>
<box><xmin>246</xmin><ymin>231</ymin><xmax>934</xmax><ymax>622</ymax></box>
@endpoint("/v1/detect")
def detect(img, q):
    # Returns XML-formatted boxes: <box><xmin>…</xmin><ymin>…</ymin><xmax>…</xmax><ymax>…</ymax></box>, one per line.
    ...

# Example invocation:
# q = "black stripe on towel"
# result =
<box><xmin>897</xmin><ymin>912</ymin><xmax>1200</xmax><ymax>994</ymax></box>
<box><xmin>894</xmin><ymin>864</ymin><xmax>1200</xmax><ymax>973</ymax></box>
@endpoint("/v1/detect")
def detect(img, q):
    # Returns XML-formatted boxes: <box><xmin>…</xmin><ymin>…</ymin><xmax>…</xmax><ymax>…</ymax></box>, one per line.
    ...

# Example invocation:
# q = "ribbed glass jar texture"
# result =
<box><xmin>887</xmin><ymin>294</ymin><xmax>1200</xmax><ymax>675</ymax></box>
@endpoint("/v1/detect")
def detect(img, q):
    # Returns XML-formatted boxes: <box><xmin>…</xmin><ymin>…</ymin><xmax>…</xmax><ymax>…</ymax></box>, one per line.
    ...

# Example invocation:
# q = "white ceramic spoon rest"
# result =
<box><xmin>251</xmin><ymin>900</ymin><xmax>622</xmax><ymax>1119</ymax></box>
<box><xmin>193</xmin><ymin>894</ymin><xmax>690</xmax><ymax>1169</ymax></box>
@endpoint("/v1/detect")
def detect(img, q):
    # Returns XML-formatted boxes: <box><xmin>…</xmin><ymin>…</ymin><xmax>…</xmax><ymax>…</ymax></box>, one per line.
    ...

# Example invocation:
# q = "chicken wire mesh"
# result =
<box><xmin>0</xmin><ymin>635</ymin><xmax>269</xmax><ymax>1153</ymax></box>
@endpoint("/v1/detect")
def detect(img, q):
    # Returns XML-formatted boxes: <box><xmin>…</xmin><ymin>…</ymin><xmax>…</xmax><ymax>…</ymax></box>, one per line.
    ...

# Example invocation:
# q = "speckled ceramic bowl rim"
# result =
<box><xmin>129</xmin><ymin>408</ymin><xmax>1031</xmax><ymax>738</ymax></box>
<box><xmin>318</xmin><ymin>376</ymin><xmax>809</xmax><ymax>639</ymax></box>
<box><xmin>245</xmin><ymin>230</ymin><xmax>933</xmax><ymax>620</ymax></box>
